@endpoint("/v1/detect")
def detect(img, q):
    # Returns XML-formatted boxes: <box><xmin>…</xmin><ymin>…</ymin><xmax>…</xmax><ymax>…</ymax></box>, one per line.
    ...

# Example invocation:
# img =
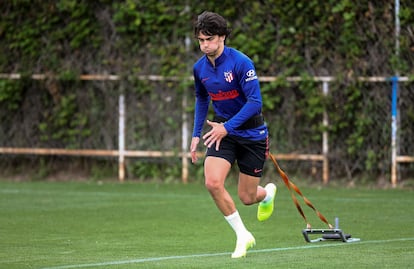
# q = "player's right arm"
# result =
<box><xmin>191</xmin><ymin>68</ymin><xmax>210</xmax><ymax>163</ymax></box>
<box><xmin>190</xmin><ymin>137</ymin><xmax>200</xmax><ymax>163</ymax></box>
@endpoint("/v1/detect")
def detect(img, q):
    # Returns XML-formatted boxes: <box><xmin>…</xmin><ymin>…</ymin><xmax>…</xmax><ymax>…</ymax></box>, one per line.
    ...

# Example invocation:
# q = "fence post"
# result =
<box><xmin>181</xmin><ymin>90</ymin><xmax>189</xmax><ymax>184</ymax></box>
<box><xmin>119</xmin><ymin>94</ymin><xmax>125</xmax><ymax>182</ymax></box>
<box><xmin>181</xmin><ymin>34</ymin><xmax>192</xmax><ymax>184</ymax></box>
<box><xmin>322</xmin><ymin>80</ymin><xmax>330</xmax><ymax>184</ymax></box>
<box><xmin>391</xmin><ymin>76</ymin><xmax>399</xmax><ymax>187</ymax></box>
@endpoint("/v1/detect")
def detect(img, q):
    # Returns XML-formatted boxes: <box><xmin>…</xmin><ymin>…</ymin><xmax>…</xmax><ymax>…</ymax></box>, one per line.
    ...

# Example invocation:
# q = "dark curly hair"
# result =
<box><xmin>194</xmin><ymin>11</ymin><xmax>232</xmax><ymax>38</ymax></box>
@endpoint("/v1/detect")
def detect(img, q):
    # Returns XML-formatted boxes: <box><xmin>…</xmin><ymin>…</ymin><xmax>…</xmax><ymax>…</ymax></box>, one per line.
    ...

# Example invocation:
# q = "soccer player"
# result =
<box><xmin>189</xmin><ymin>11</ymin><xmax>277</xmax><ymax>258</ymax></box>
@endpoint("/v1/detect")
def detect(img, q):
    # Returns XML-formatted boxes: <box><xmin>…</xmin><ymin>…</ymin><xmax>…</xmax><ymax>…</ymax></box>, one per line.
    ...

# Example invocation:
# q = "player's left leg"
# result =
<box><xmin>236</xmin><ymin>136</ymin><xmax>277</xmax><ymax>221</ymax></box>
<box><xmin>237</xmin><ymin>173</ymin><xmax>266</xmax><ymax>205</ymax></box>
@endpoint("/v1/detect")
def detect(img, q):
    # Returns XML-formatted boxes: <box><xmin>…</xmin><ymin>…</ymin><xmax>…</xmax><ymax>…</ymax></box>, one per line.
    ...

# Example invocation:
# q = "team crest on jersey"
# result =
<box><xmin>224</xmin><ymin>71</ymin><xmax>234</xmax><ymax>83</ymax></box>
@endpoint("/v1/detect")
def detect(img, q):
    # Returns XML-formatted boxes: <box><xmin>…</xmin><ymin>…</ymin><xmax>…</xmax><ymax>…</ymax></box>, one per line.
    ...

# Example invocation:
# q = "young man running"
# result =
<box><xmin>190</xmin><ymin>11</ymin><xmax>277</xmax><ymax>258</ymax></box>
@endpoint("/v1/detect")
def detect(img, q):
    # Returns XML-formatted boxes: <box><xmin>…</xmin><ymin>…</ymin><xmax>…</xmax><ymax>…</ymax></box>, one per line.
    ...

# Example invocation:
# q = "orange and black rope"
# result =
<box><xmin>269</xmin><ymin>152</ymin><xmax>333</xmax><ymax>229</ymax></box>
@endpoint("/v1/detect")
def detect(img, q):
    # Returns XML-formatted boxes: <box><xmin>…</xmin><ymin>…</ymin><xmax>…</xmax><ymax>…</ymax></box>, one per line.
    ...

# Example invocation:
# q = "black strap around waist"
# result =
<box><xmin>213</xmin><ymin>114</ymin><xmax>264</xmax><ymax>130</ymax></box>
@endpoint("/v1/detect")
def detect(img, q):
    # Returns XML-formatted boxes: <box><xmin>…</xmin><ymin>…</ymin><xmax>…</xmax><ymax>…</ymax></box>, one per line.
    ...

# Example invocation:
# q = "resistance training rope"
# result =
<box><xmin>269</xmin><ymin>152</ymin><xmax>333</xmax><ymax>229</ymax></box>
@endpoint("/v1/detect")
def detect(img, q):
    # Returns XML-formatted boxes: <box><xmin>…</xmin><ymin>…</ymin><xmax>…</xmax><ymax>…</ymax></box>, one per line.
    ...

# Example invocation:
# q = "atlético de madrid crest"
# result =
<box><xmin>224</xmin><ymin>71</ymin><xmax>234</xmax><ymax>83</ymax></box>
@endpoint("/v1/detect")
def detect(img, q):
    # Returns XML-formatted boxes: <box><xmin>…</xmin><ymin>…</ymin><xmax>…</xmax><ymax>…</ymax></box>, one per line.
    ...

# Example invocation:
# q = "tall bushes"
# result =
<box><xmin>0</xmin><ymin>1</ymin><xmax>413</xmax><ymax>181</ymax></box>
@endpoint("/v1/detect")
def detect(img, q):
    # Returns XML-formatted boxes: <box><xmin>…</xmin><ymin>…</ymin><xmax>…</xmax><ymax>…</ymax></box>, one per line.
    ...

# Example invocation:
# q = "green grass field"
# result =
<box><xmin>0</xmin><ymin>180</ymin><xmax>413</xmax><ymax>269</ymax></box>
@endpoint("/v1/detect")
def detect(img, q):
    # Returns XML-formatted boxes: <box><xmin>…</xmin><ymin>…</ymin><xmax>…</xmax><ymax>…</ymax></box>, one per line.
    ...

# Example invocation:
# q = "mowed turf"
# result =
<box><xmin>0</xmin><ymin>180</ymin><xmax>413</xmax><ymax>269</ymax></box>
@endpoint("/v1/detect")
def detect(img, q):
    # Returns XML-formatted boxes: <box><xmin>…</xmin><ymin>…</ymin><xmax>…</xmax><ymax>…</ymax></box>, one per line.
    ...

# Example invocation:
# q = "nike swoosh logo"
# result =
<box><xmin>254</xmin><ymin>168</ymin><xmax>262</xmax><ymax>173</ymax></box>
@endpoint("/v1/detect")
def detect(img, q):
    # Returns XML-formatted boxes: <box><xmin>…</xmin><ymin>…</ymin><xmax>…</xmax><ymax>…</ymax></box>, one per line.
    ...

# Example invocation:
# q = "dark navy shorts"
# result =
<box><xmin>206</xmin><ymin>135</ymin><xmax>269</xmax><ymax>177</ymax></box>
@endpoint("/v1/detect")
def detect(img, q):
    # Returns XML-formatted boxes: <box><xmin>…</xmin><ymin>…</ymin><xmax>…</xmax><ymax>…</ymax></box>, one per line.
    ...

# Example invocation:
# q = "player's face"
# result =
<box><xmin>197</xmin><ymin>33</ymin><xmax>225</xmax><ymax>58</ymax></box>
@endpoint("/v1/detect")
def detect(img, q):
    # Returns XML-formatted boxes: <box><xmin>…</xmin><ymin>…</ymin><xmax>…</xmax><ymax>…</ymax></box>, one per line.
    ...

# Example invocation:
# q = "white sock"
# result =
<box><xmin>224</xmin><ymin>211</ymin><xmax>249</xmax><ymax>238</ymax></box>
<box><xmin>261</xmin><ymin>183</ymin><xmax>276</xmax><ymax>203</ymax></box>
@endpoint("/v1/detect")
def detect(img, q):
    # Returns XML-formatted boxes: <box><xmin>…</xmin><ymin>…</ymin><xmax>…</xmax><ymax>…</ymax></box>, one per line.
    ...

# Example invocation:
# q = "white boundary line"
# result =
<box><xmin>40</xmin><ymin>237</ymin><xmax>414</xmax><ymax>269</ymax></box>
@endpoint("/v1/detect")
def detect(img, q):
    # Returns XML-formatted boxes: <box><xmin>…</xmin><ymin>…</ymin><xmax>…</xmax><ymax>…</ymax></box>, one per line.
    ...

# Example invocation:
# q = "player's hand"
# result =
<box><xmin>203</xmin><ymin>120</ymin><xmax>228</xmax><ymax>151</ymax></box>
<box><xmin>190</xmin><ymin>137</ymin><xmax>200</xmax><ymax>163</ymax></box>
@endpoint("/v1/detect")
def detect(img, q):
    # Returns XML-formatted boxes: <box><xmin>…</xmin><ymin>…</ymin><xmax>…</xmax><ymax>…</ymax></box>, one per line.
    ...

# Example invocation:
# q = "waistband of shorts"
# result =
<box><xmin>213</xmin><ymin>114</ymin><xmax>264</xmax><ymax>130</ymax></box>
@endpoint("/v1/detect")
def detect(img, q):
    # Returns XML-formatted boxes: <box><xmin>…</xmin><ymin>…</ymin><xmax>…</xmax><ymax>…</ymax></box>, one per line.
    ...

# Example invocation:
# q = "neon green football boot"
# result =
<box><xmin>257</xmin><ymin>183</ymin><xmax>277</xmax><ymax>221</ymax></box>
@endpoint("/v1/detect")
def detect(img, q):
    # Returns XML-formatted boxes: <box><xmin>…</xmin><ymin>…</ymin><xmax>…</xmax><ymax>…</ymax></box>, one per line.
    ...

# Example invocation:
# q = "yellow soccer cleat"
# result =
<box><xmin>257</xmin><ymin>183</ymin><xmax>277</xmax><ymax>221</ymax></box>
<box><xmin>231</xmin><ymin>232</ymin><xmax>256</xmax><ymax>258</ymax></box>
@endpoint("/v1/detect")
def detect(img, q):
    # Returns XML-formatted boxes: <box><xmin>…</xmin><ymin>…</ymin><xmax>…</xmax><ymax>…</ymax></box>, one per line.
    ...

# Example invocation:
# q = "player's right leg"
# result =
<box><xmin>204</xmin><ymin>156</ymin><xmax>234</xmax><ymax>216</ymax></box>
<box><xmin>204</xmin><ymin>156</ymin><xmax>254</xmax><ymax>258</ymax></box>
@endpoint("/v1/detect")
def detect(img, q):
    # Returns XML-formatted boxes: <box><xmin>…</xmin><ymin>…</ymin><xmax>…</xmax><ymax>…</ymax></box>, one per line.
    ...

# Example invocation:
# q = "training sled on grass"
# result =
<box><xmin>269</xmin><ymin>153</ymin><xmax>360</xmax><ymax>244</ymax></box>
<box><xmin>302</xmin><ymin>217</ymin><xmax>361</xmax><ymax>243</ymax></box>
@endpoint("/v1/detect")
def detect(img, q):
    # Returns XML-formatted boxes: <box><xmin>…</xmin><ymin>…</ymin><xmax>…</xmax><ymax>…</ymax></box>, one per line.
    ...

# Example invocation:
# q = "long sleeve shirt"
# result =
<box><xmin>192</xmin><ymin>46</ymin><xmax>268</xmax><ymax>141</ymax></box>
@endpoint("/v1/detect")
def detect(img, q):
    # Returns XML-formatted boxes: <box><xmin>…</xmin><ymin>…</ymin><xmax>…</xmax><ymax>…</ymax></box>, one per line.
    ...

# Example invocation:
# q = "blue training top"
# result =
<box><xmin>192</xmin><ymin>46</ymin><xmax>268</xmax><ymax>141</ymax></box>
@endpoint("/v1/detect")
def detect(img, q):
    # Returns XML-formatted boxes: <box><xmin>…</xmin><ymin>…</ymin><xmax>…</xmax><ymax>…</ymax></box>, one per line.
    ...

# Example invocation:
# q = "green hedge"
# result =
<box><xmin>0</xmin><ymin>1</ymin><xmax>413</xmax><ymax>182</ymax></box>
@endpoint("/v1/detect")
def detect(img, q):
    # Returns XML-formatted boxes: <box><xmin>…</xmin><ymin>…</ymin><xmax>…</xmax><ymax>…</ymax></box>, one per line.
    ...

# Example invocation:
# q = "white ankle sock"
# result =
<box><xmin>224</xmin><ymin>211</ymin><xmax>249</xmax><ymax>238</ymax></box>
<box><xmin>262</xmin><ymin>183</ymin><xmax>276</xmax><ymax>203</ymax></box>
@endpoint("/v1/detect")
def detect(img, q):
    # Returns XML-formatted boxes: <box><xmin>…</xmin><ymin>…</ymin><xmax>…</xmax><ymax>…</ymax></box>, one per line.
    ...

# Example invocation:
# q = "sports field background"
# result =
<box><xmin>0</xmin><ymin>180</ymin><xmax>413</xmax><ymax>269</ymax></box>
